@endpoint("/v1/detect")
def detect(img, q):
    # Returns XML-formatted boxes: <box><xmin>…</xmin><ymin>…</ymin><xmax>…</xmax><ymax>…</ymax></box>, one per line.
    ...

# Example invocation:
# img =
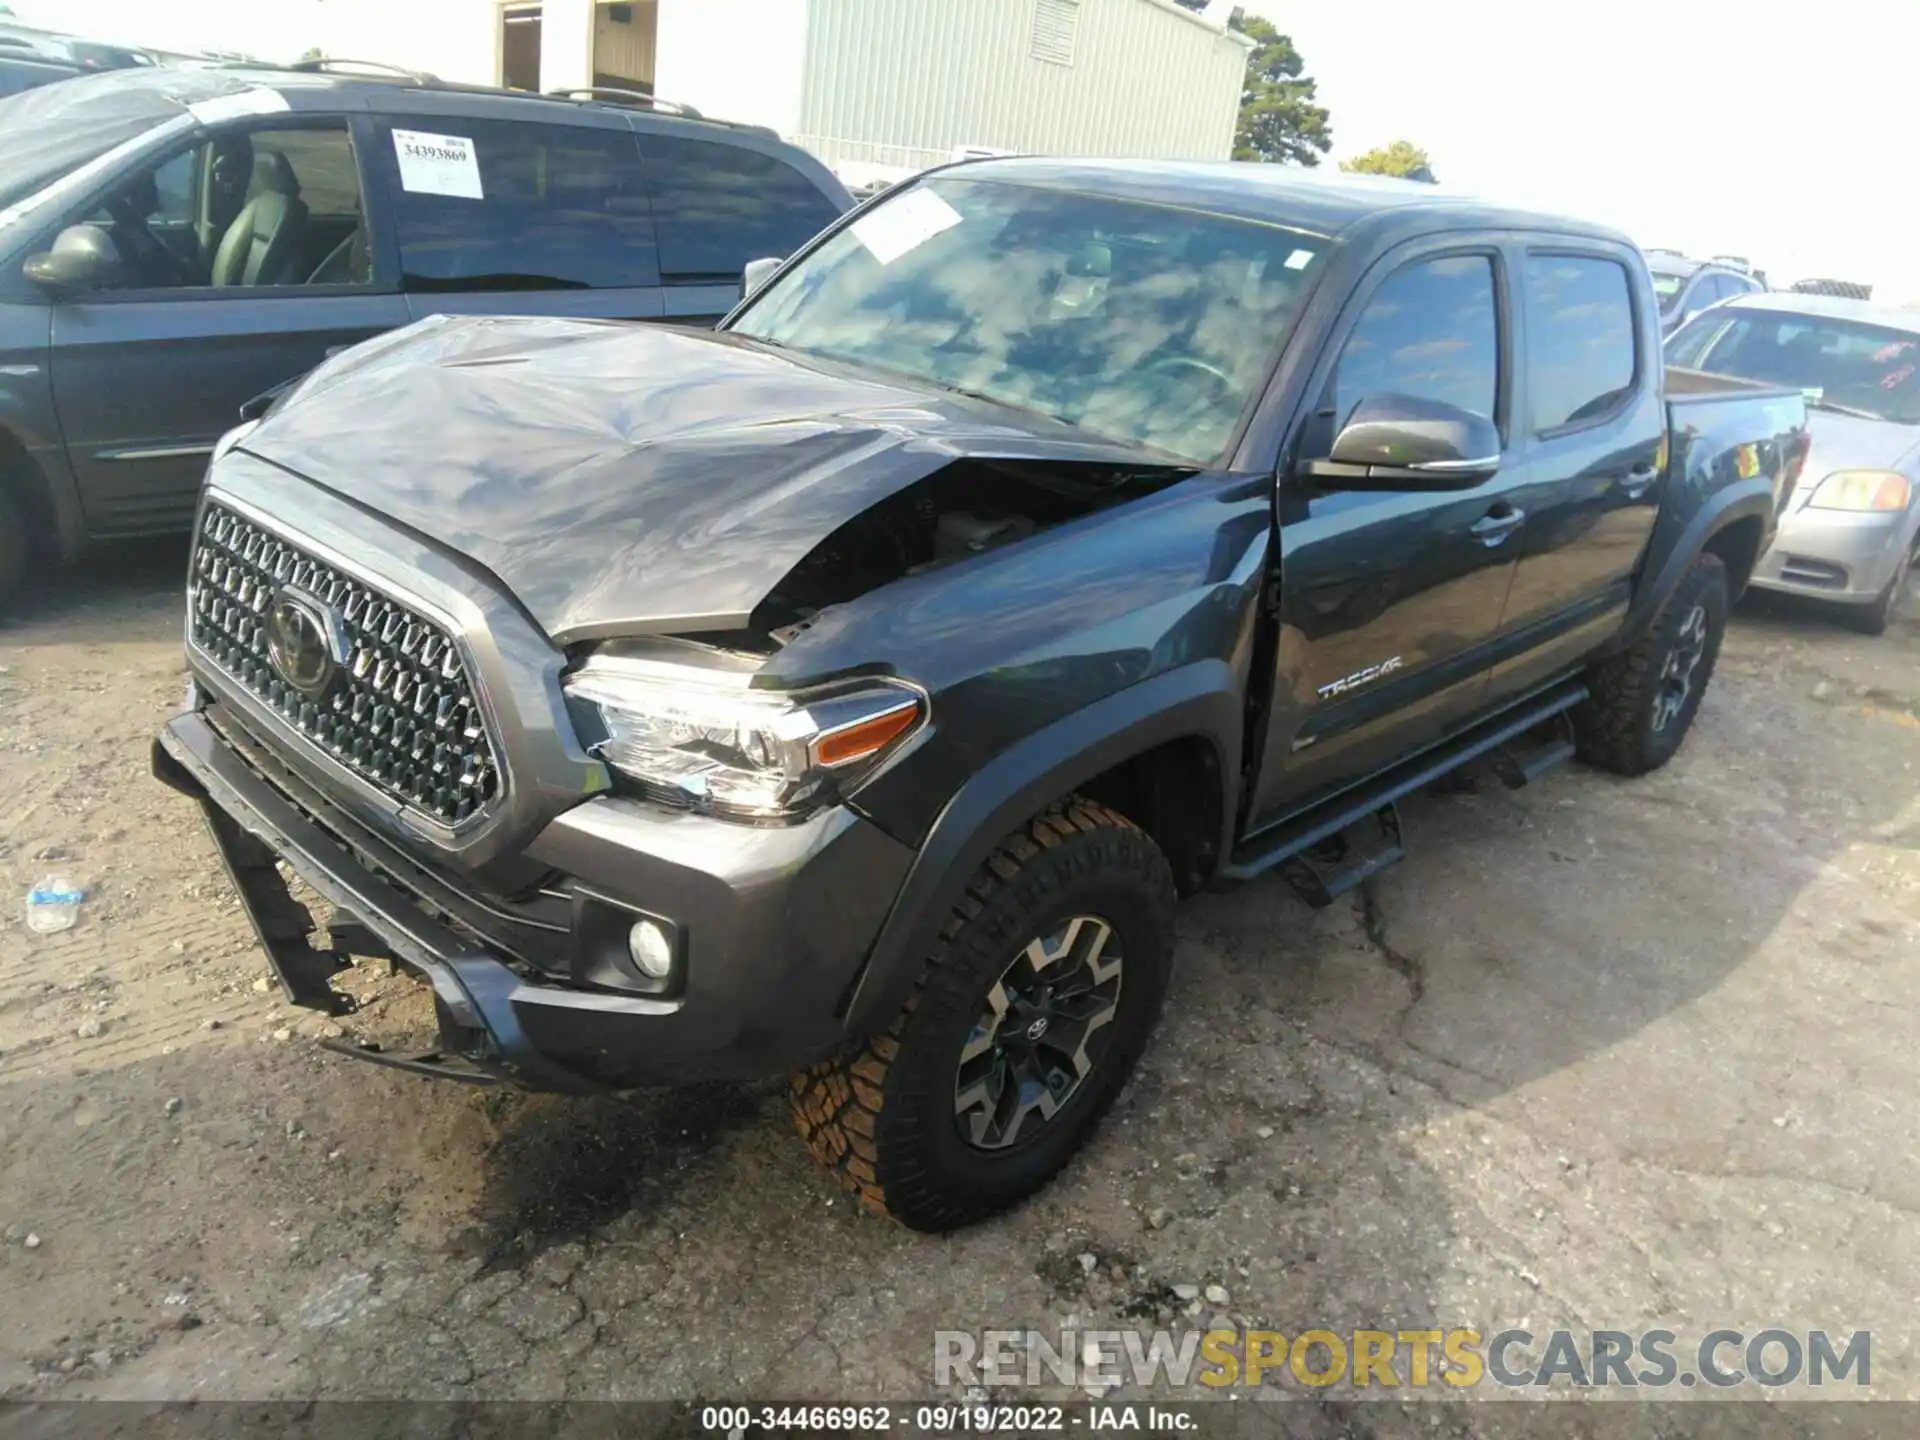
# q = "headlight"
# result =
<box><xmin>1808</xmin><ymin>470</ymin><xmax>1912</xmax><ymax>512</ymax></box>
<box><xmin>563</xmin><ymin>653</ymin><xmax>924</xmax><ymax>823</ymax></box>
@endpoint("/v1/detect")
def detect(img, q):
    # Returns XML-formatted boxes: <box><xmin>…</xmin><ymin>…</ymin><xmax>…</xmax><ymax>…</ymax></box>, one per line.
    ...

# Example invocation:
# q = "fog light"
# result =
<box><xmin>627</xmin><ymin>919</ymin><xmax>674</xmax><ymax>979</ymax></box>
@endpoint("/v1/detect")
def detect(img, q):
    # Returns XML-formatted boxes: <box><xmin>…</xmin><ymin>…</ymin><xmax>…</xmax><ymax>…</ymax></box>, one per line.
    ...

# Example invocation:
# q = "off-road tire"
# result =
<box><xmin>791</xmin><ymin>798</ymin><xmax>1176</xmax><ymax>1232</ymax></box>
<box><xmin>0</xmin><ymin>485</ymin><xmax>29</xmax><ymax>614</ymax></box>
<box><xmin>1575</xmin><ymin>552</ymin><xmax>1729</xmax><ymax>776</ymax></box>
<box><xmin>1840</xmin><ymin>543</ymin><xmax>1912</xmax><ymax>636</ymax></box>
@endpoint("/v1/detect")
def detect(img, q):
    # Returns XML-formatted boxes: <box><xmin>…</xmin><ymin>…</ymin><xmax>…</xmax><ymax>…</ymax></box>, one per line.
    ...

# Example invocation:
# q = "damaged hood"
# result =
<box><xmin>239</xmin><ymin>313</ymin><xmax>1155</xmax><ymax>644</ymax></box>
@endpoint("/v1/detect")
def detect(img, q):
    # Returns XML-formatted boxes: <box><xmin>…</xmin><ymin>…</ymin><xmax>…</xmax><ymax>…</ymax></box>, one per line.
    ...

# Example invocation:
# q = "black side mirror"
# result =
<box><xmin>742</xmin><ymin>255</ymin><xmax>784</xmax><ymax>297</ymax></box>
<box><xmin>1300</xmin><ymin>393</ymin><xmax>1501</xmax><ymax>491</ymax></box>
<box><xmin>23</xmin><ymin>224</ymin><xmax>126</xmax><ymax>294</ymax></box>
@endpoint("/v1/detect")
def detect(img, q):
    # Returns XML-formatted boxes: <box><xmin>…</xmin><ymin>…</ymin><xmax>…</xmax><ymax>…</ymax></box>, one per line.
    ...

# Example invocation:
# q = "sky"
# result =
<box><xmin>14</xmin><ymin>0</ymin><xmax>1917</xmax><ymax>303</ymax></box>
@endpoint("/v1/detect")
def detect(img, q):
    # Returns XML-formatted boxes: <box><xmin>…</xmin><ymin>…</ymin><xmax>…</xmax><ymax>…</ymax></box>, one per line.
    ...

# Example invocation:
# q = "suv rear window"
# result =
<box><xmin>382</xmin><ymin>118</ymin><xmax>659</xmax><ymax>292</ymax></box>
<box><xmin>1524</xmin><ymin>254</ymin><xmax>1637</xmax><ymax>431</ymax></box>
<box><xmin>638</xmin><ymin>132</ymin><xmax>841</xmax><ymax>282</ymax></box>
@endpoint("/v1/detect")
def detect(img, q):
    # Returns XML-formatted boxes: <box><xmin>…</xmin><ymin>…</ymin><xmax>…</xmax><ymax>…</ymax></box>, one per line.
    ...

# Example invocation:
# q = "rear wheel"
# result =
<box><xmin>1576</xmin><ymin>552</ymin><xmax>1729</xmax><ymax>776</ymax></box>
<box><xmin>791</xmin><ymin>798</ymin><xmax>1176</xmax><ymax>1232</ymax></box>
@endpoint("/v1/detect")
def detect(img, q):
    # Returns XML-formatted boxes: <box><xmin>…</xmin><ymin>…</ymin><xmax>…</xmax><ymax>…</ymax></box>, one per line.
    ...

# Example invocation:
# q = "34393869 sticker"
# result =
<box><xmin>392</xmin><ymin>129</ymin><xmax>484</xmax><ymax>200</ymax></box>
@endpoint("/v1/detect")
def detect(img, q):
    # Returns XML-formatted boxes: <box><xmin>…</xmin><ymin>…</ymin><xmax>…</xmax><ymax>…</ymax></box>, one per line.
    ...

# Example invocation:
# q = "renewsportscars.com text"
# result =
<box><xmin>935</xmin><ymin>1327</ymin><xmax>1870</xmax><ymax>1391</ymax></box>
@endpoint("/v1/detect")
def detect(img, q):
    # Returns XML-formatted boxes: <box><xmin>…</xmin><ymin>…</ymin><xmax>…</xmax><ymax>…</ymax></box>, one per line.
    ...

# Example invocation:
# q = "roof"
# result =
<box><xmin>950</xmin><ymin>156</ymin><xmax>1630</xmax><ymax>245</ymax></box>
<box><xmin>1720</xmin><ymin>291</ymin><xmax>1920</xmax><ymax>330</ymax></box>
<box><xmin>16</xmin><ymin>61</ymin><xmax>773</xmax><ymax>138</ymax></box>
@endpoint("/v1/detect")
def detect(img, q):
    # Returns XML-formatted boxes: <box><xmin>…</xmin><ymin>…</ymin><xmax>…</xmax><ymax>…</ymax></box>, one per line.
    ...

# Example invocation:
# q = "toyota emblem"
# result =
<box><xmin>265</xmin><ymin>590</ymin><xmax>344</xmax><ymax>697</ymax></box>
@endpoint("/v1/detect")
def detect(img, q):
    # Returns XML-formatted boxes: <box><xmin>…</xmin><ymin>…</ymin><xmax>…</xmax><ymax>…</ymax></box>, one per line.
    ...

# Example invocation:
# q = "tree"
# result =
<box><xmin>1228</xmin><ymin>16</ymin><xmax>1333</xmax><ymax>166</ymax></box>
<box><xmin>1341</xmin><ymin>140</ymin><xmax>1438</xmax><ymax>183</ymax></box>
<box><xmin>1168</xmin><ymin>3</ymin><xmax>1333</xmax><ymax>165</ymax></box>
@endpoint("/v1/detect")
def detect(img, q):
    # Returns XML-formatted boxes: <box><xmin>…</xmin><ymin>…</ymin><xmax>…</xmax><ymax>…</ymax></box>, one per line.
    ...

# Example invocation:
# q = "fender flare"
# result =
<box><xmin>1613</xmin><ymin>478</ymin><xmax>1775</xmax><ymax>650</ymax></box>
<box><xmin>840</xmin><ymin>659</ymin><xmax>1243</xmax><ymax>1036</ymax></box>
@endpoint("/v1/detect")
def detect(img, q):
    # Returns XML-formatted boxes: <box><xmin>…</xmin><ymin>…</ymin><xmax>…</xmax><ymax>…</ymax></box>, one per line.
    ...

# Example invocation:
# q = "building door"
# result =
<box><xmin>501</xmin><ymin>3</ymin><xmax>541</xmax><ymax>91</ymax></box>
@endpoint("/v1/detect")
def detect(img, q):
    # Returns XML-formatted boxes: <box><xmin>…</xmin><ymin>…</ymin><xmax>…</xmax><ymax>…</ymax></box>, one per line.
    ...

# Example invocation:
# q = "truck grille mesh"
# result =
<box><xmin>189</xmin><ymin>503</ymin><xmax>500</xmax><ymax>825</ymax></box>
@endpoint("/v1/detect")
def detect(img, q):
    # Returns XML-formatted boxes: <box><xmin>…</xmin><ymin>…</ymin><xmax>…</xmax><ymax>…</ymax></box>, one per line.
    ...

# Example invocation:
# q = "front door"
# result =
<box><xmin>1247</xmin><ymin>245</ymin><xmax>1526</xmax><ymax>827</ymax></box>
<box><xmin>46</xmin><ymin>117</ymin><xmax>408</xmax><ymax>538</ymax></box>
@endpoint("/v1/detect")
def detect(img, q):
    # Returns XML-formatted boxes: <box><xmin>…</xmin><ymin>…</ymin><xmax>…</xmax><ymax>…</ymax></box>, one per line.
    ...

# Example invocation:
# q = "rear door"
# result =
<box><xmin>1248</xmin><ymin>240</ymin><xmax>1526</xmax><ymax>823</ymax></box>
<box><xmin>1480</xmin><ymin>244</ymin><xmax>1664</xmax><ymax>701</ymax></box>
<box><xmin>364</xmin><ymin>110</ymin><xmax>667</xmax><ymax>324</ymax></box>
<box><xmin>45</xmin><ymin>114</ymin><xmax>408</xmax><ymax>539</ymax></box>
<box><xmin>634</xmin><ymin>128</ymin><xmax>847</xmax><ymax>325</ymax></box>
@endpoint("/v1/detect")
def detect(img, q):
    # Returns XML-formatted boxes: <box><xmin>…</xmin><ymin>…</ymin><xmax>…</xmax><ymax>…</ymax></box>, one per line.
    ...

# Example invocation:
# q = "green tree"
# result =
<box><xmin>1341</xmin><ymin>140</ymin><xmax>1438</xmax><ymax>183</ymax></box>
<box><xmin>1229</xmin><ymin>16</ymin><xmax>1333</xmax><ymax>166</ymax></box>
<box><xmin>1168</xmin><ymin>2</ymin><xmax>1333</xmax><ymax>165</ymax></box>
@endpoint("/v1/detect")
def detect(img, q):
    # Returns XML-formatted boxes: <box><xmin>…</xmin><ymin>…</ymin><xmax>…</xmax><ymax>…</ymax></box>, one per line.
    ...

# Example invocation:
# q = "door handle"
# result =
<box><xmin>1621</xmin><ymin>464</ymin><xmax>1660</xmax><ymax>499</ymax></box>
<box><xmin>1469</xmin><ymin>506</ymin><xmax>1525</xmax><ymax>546</ymax></box>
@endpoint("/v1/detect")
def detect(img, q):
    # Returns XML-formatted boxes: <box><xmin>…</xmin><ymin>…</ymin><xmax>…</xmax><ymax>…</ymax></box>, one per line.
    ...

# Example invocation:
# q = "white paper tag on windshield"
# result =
<box><xmin>851</xmin><ymin>187</ymin><xmax>962</xmax><ymax>265</ymax></box>
<box><xmin>1284</xmin><ymin>248</ymin><xmax>1315</xmax><ymax>270</ymax></box>
<box><xmin>392</xmin><ymin>129</ymin><xmax>484</xmax><ymax>199</ymax></box>
<box><xmin>186</xmin><ymin>87</ymin><xmax>290</xmax><ymax>126</ymax></box>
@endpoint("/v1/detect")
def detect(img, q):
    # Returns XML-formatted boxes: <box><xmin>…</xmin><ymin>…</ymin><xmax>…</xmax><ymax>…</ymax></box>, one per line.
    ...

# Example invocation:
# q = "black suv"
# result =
<box><xmin>0</xmin><ymin>63</ymin><xmax>850</xmax><ymax>604</ymax></box>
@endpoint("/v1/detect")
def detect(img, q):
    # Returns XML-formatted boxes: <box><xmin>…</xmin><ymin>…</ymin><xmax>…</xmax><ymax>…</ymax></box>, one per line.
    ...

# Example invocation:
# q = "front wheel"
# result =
<box><xmin>0</xmin><ymin>486</ymin><xmax>30</xmax><ymax>613</ymax></box>
<box><xmin>1840</xmin><ymin>543</ymin><xmax>1912</xmax><ymax>636</ymax></box>
<box><xmin>791</xmin><ymin>798</ymin><xmax>1176</xmax><ymax>1232</ymax></box>
<box><xmin>1576</xmin><ymin>552</ymin><xmax>1730</xmax><ymax>776</ymax></box>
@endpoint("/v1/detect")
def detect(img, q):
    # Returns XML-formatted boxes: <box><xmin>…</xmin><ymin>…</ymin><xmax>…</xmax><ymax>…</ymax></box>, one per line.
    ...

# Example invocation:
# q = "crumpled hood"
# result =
<box><xmin>1789</xmin><ymin>411</ymin><xmax>1920</xmax><ymax>513</ymax></box>
<box><xmin>240</xmin><ymin>313</ymin><xmax>1152</xmax><ymax>644</ymax></box>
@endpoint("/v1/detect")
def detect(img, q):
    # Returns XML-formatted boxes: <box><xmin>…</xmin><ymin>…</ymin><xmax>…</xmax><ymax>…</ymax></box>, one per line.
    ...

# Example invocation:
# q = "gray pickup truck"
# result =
<box><xmin>154</xmin><ymin>161</ymin><xmax>1808</xmax><ymax>1231</ymax></box>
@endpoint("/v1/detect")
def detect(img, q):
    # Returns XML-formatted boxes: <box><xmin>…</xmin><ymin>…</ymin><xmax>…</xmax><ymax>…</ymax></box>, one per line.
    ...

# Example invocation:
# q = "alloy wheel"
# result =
<box><xmin>953</xmin><ymin>915</ymin><xmax>1124</xmax><ymax>1151</ymax></box>
<box><xmin>1651</xmin><ymin>603</ymin><xmax>1709</xmax><ymax>733</ymax></box>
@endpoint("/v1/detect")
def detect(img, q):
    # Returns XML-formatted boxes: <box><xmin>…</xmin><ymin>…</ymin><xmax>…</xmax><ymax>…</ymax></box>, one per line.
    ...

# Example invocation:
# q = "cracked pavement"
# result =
<box><xmin>2</xmin><ymin>545</ymin><xmax>1917</xmax><ymax>1427</ymax></box>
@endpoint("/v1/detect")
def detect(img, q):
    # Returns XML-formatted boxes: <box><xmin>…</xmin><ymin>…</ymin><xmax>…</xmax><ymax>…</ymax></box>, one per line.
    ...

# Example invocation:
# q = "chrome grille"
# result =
<box><xmin>189</xmin><ymin>503</ymin><xmax>500</xmax><ymax>825</ymax></box>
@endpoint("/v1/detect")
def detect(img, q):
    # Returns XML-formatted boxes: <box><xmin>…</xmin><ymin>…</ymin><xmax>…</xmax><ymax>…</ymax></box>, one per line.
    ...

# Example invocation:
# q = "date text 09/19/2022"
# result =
<box><xmin>699</xmin><ymin>1405</ymin><xmax>1198</xmax><ymax>1432</ymax></box>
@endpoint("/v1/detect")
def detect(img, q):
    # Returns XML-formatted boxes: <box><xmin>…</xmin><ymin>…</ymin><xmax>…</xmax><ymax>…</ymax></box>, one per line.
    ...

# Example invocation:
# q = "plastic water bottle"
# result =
<box><xmin>25</xmin><ymin>876</ymin><xmax>84</xmax><ymax>935</ymax></box>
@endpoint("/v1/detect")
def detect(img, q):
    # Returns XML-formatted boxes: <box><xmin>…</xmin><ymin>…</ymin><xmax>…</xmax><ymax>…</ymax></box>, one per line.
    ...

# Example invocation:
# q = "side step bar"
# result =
<box><xmin>1224</xmin><ymin>680</ymin><xmax>1589</xmax><ymax>903</ymax></box>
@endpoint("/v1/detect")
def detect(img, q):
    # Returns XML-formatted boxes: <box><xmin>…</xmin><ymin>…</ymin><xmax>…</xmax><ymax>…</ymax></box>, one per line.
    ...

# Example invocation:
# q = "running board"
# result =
<box><xmin>1224</xmin><ymin>680</ymin><xmax>1588</xmax><ymax>898</ymax></box>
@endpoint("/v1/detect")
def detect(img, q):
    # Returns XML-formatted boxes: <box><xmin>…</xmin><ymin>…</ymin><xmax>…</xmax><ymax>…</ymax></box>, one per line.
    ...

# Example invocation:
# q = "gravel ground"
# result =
<box><xmin>1</xmin><ymin>541</ymin><xmax>1916</xmax><ymax>1429</ymax></box>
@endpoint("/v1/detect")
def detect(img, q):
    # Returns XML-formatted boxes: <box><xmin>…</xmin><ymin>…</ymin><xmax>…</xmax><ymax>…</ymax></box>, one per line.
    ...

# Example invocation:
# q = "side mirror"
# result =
<box><xmin>742</xmin><ymin>255</ymin><xmax>784</xmax><ymax>297</ymax></box>
<box><xmin>1301</xmin><ymin>393</ymin><xmax>1501</xmax><ymax>491</ymax></box>
<box><xmin>23</xmin><ymin>225</ymin><xmax>126</xmax><ymax>294</ymax></box>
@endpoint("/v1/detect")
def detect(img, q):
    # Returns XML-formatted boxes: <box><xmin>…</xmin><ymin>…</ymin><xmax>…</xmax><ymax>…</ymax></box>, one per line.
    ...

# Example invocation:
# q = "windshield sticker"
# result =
<box><xmin>393</xmin><ymin>129</ymin><xmax>483</xmax><ymax>200</ymax></box>
<box><xmin>851</xmin><ymin>187</ymin><xmax>963</xmax><ymax>265</ymax></box>
<box><xmin>1284</xmin><ymin>249</ymin><xmax>1315</xmax><ymax>270</ymax></box>
<box><xmin>186</xmin><ymin>87</ymin><xmax>290</xmax><ymax>126</ymax></box>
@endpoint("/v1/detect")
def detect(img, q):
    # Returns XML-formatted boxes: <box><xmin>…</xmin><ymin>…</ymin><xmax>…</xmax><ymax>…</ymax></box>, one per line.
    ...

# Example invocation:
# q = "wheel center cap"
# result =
<box><xmin>1024</xmin><ymin>1016</ymin><xmax>1050</xmax><ymax>1042</ymax></box>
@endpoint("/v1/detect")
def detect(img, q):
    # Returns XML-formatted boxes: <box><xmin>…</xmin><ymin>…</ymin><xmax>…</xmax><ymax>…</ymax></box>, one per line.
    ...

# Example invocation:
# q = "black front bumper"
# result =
<box><xmin>153</xmin><ymin>707</ymin><xmax>913</xmax><ymax>1092</ymax></box>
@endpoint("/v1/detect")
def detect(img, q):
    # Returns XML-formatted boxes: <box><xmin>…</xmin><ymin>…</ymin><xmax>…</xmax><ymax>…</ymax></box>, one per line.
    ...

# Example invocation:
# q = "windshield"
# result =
<box><xmin>1650</xmin><ymin>271</ymin><xmax>1686</xmax><ymax>313</ymax></box>
<box><xmin>731</xmin><ymin>176</ymin><xmax>1329</xmax><ymax>464</ymax></box>
<box><xmin>1669</xmin><ymin>307</ymin><xmax>1920</xmax><ymax>424</ymax></box>
<box><xmin>0</xmin><ymin>71</ymin><xmax>184</xmax><ymax>211</ymax></box>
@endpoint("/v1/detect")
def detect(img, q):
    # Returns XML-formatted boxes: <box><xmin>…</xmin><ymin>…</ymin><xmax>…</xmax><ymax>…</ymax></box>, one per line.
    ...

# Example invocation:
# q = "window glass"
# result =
<box><xmin>386</xmin><ymin>118</ymin><xmax>658</xmax><ymax>291</ymax></box>
<box><xmin>1651</xmin><ymin>270</ymin><xmax>1685</xmax><ymax>313</ymax></box>
<box><xmin>71</xmin><ymin>122</ymin><xmax>368</xmax><ymax>290</ymax></box>
<box><xmin>1332</xmin><ymin>254</ymin><xmax>1499</xmax><ymax>428</ymax></box>
<box><xmin>732</xmin><ymin>176</ymin><xmax>1325</xmax><ymax>464</ymax></box>
<box><xmin>1524</xmin><ymin>254</ymin><xmax>1636</xmax><ymax>431</ymax></box>
<box><xmin>639</xmin><ymin>132</ymin><xmax>841</xmax><ymax>282</ymax></box>
<box><xmin>1677</xmin><ymin>310</ymin><xmax>1920</xmax><ymax>424</ymax></box>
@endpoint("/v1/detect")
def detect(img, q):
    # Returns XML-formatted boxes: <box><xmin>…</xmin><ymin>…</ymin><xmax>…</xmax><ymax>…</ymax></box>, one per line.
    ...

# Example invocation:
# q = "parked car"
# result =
<box><xmin>153</xmin><ymin>162</ymin><xmax>1806</xmax><ymax>1231</ymax></box>
<box><xmin>0</xmin><ymin>63</ymin><xmax>851</xmax><ymax>606</ymax></box>
<box><xmin>1646</xmin><ymin>248</ymin><xmax>1766</xmax><ymax>336</ymax></box>
<box><xmin>0</xmin><ymin>22</ymin><xmax>153</xmax><ymax>71</ymax></box>
<box><xmin>1790</xmin><ymin>277</ymin><xmax>1873</xmax><ymax>301</ymax></box>
<box><xmin>1668</xmin><ymin>291</ymin><xmax>1920</xmax><ymax>632</ymax></box>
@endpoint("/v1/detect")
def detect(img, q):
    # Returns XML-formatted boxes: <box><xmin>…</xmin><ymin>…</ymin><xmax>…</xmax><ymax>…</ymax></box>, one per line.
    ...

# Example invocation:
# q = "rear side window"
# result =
<box><xmin>382</xmin><ymin>118</ymin><xmax>658</xmax><ymax>291</ymax></box>
<box><xmin>638</xmin><ymin>133</ymin><xmax>841</xmax><ymax>282</ymax></box>
<box><xmin>1525</xmin><ymin>254</ymin><xmax>1637</xmax><ymax>431</ymax></box>
<box><xmin>1332</xmin><ymin>253</ymin><xmax>1501</xmax><ymax>428</ymax></box>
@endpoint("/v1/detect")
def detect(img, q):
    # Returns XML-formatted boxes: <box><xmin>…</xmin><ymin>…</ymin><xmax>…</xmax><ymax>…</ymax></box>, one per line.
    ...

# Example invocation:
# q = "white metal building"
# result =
<box><xmin>300</xmin><ymin>0</ymin><xmax>1254</xmax><ymax>181</ymax></box>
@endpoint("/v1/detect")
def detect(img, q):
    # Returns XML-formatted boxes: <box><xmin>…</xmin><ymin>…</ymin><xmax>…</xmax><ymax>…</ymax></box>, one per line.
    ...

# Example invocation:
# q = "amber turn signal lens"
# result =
<box><xmin>813</xmin><ymin>702</ymin><xmax>920</xmax><ymax>768</ymax></box>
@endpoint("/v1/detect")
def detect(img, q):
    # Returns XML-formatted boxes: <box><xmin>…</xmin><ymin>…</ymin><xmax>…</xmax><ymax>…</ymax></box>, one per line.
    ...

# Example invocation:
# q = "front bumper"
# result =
<box><xmin>1748</xmin><ymin>505</ymin><xmax>1914</xmax><ymax>603</ymax></box>
<box><xmin>153</xmin><ymin>705</ymin><xmax>915</xmax><ymax>1092</ymax></box>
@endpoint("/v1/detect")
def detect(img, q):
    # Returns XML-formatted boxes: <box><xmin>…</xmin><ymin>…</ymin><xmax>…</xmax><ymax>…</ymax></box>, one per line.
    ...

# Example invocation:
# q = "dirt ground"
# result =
<box><xmin>2</xmin><ymin>541</ymin><xmax>1917</xmax><ymax>1425</ymax></box>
